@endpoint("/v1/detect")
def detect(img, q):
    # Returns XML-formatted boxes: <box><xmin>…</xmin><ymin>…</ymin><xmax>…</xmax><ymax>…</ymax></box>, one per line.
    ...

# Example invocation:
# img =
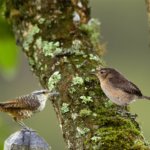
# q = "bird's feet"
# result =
<box><xmin>124</xmin><ymin>112</ymin><xmax>138</xmax><ymax>118</ymax></box>
<box><xmin>110</xmin><ymin>105</ymin><xmax>138</xmax><ymax>119</ymax></box>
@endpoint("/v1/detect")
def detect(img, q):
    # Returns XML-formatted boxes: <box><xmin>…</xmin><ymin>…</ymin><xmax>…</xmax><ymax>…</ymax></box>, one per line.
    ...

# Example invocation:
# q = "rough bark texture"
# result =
<box><xmin>4</xmin><ymin>0</ymin><xmax>150</xmax><ymax>149</ymax></box>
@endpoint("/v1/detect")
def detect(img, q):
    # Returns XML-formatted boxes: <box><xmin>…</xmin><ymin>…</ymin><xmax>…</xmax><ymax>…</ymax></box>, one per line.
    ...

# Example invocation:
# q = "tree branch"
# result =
<box><xmin>4</xmin><ymin>0</ymin><xmax>149</xmax><ymax>149</ymax></box>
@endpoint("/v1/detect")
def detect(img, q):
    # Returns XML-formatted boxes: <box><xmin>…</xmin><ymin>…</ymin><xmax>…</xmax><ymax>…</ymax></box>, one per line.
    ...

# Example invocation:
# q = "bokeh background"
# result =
<box><xmin>0</xmin><ymin>0</ymin><xmax>150</xmax><ymax>149</ymax></box>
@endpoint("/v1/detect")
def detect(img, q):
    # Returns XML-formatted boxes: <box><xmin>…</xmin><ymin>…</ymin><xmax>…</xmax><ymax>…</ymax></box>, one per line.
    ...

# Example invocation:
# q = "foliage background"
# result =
<box><xmin>0</xmin><ymin>0</ymin><xmax>150</xmax><ymax>149</ymax></box>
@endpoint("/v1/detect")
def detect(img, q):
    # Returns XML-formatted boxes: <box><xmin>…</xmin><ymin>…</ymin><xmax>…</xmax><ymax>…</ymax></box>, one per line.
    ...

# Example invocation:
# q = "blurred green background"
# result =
<box><xmin>0</xmin><ymin>0</ymin><xmax>150</xmax><ymax>149</ymax></box>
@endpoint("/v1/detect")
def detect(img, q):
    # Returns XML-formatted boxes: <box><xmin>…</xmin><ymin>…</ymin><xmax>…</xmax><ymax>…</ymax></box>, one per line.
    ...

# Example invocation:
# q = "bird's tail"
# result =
<box><xmin>142</xmin><ymin>95</ymin><xmax>150</xmax><ymax>100</ymax></box>
<box><xmin>0</xmin><ymin>103</ymin><xmax>4</xmax><ymax>111</ymax></box>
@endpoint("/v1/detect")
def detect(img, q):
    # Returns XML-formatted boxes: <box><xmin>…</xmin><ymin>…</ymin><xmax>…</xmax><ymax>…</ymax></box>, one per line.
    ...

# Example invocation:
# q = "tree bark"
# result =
<box><xmin>4</xmin><ymin>0</ymin><xmax>150</xmax><ymax>149</ymax></box>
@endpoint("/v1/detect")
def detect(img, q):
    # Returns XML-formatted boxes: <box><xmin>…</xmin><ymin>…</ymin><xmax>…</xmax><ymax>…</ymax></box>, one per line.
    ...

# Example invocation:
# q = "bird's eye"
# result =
<box><xmin>43</xmin><ymin>91</ymin><xmax>46</xmax><ymax>94</ymax></box>
<box><xmin>100</xmin><ymin>71</ymin><xmax>104</xmax><ymax>74</ymax></box>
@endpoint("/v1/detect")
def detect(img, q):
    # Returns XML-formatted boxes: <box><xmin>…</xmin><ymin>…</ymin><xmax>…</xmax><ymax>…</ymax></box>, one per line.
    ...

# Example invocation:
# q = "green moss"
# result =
<box><xmin>61</xmin><ymin>103</ymin><xmax>69</xmax><ymax>113</ymax></box>
<box><xmin>72</xmin><ymin>77</ymin><xmax>83</xmax><ymax>85</ymax></box>
<box><xmin>79</xmin><ymin>109</ymin><xmax>92</xmax><ymax>117</ymax></box>
<box><xmin>48</xmin><ymin>71</ymin><xmax>61</xmax><ymax>91</ymax></box>
<box><xmin>80</xmin><ymin>96</ymin><xmax>93</xmax><ymax>104</ymax></box>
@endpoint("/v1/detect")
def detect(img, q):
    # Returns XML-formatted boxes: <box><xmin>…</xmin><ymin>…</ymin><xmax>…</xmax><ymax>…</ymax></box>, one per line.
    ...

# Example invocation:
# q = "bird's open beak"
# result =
<box><xmin>88</xmin><ymin>71</ymin><xmax>99</xmax><ymax>74</ymax></box>
<box><xmin>49</xmin><ymin>91</ymin><xmax>59</xmax><ymax>95</ymax></box>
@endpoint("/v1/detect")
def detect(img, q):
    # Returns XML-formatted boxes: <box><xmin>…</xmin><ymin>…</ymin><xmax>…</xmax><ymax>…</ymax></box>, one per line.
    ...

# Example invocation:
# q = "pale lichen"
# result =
<box><xmin>72</xmin><ymin>77</ymin><xmax>83</xmax><ymax>85</ymax></box>
<box><xmin>78</xmin><ymin>127</ymin><xmax>90</xmax><ymax>135</ymax></box>
<box><xmin>89</xmin><ymin>54</ymin><xmax>99</xmax><ymax>61</ymax></box>
<box><xmin>63</xmin><ymin>56</ymin><xmax>69</xmax><ymax>62</ymax></box>
<box><xmin>91</xmin><ymin>69</ymin><xmax>95</xmax><ymax>72</ymax></box>
<box><xmin>80</xmin><ymin>96</ymin><xmax>93</xmax><ymax>104</ymax></box>
<box><xmin>35</xmin><ymin>37</ymin><xmax>42</xmax><ymax>49</ymax></box>
<box><xmin>42</xmin><ymin>41</ymin><xmax>62</xmax><ymax>57</ymax></box>
<box><xmin>61</xmin><ymin>103</ymin><xmax>69</xmax><ymax>113</ymax></box>
<box><xmin>38</xmin><ymin>62</ymin><xmax>42</xmax><ymax>68</ymax></box>
<box><xmin>28</xmin><ymin>57</ymin><xmax>34</xmax><ymax>65</ymax></box>
<box><xmin>48</xmin><ymin>71</ymin><xmax>61</xmax><ymax>91</ymax></box>
<box><xmin>38</xmin><ymin>18</ymin><xmax>45</xmax><ymax>24</ymax></box>
<box><xmin>91</xmin><ymin>136</ymin><xmax>101</xmax><ymax>142</ymax></box>
<box><xmin>71</xmin><ymin>113</ymin><xmax>78</xmax><ymax>120</ymax></box>
<box><xmin>23</xmin><ymin>24</ymin><xmax>40</xmax><ymax>51</ymax></box>
<box><xmin>105</xmin><ymin>100</ymin><xmax>113</xmax><ymax>107</ymax></box>
<box><xmin>93</xmin><ymin>113</ymin><xmax>97</xmax><ymax>117</ymax></box>
<box><xmin>68</xmin><ymin>87</ymin><xmax>76</xmax><ymax>93</ymax></box>
<box><xmin>85</xmin><ymin>77</ymin><xmax>90</xmax><ymax>82</ymax></box>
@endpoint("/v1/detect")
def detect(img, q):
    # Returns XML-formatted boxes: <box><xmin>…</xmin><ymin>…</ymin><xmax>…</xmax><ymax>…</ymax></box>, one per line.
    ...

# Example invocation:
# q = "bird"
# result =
<box><xmin>89</xmin><ymin>67</ymin><xmax>150</xmax><ymax>116</ymax></box>
<box><xmin>0</xmin><ymin>90</ymin><xmax>59</xmax><ymax>129</ymax></box>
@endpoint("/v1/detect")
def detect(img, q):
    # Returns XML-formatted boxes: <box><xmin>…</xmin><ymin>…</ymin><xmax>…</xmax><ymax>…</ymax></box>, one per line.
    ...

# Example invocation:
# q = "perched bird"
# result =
<box><xmin>89</xmin><ymin>67</ymin><xmax>150</xmax><ymax>116</ymax></box>
<box><xmin>0</xmin><ymin>90</ymin><xmax>59</xmax><ymax>129</ymax></box>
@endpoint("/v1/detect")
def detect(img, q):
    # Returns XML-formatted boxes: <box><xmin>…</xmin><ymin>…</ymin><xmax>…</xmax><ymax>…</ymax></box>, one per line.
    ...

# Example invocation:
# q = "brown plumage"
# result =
<box><xmin>0</xmin><ymin>95</ymin><xmax>40</xmax><ymax>122</ymax></box>
<box><xmin>0</xmin><ymin>90</ymin><xmax>59</xmax><ymax>129</ymax></box>
<box><xmin>89</xmin><ymin>67</ymin><xmax>150</xmax><ymax>116</ymax></box>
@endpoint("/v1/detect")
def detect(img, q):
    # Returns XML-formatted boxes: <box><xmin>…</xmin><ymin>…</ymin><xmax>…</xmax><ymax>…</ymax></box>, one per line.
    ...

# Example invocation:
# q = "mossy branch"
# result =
<box><xmin>4</xmin><ymin>0</ymin><xmax>150</xmax><ymax>149</ymax></box>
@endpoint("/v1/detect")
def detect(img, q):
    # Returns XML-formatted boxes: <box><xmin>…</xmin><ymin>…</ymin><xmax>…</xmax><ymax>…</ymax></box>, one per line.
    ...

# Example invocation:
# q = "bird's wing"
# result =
<box><xmin>1</xmin><ymin>95</ymin><xmax>40</xmax><ymax>110</ymax></box>
<box><xmin>109</xmin><ymin>76</ymin><xmax>142</xmax><ymax>97</ymax></box>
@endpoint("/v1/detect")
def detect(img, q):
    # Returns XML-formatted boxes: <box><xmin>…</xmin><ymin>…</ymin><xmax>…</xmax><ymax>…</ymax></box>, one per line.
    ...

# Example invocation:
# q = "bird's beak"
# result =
<box><xmin>49</xmin><ymin>91</ymin><xmax>59</xmax><ymax>95</ymax></box>
<box><xmin>88</xmin><ymin>71</ymin><xmax>99</xmax><ymax>74</ymax></box>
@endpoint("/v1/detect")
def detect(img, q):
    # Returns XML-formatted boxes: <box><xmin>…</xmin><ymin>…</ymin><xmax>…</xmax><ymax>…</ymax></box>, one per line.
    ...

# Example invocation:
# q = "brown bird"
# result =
<box><xmin>0</xmin><ymin>90</ymin><xmax>59</xmax><ymax>129</ymax></box>
<box><xmin>89</xmin><ymin>67</ymin><xmax>150</xmax><ymax>116</ymax></box>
